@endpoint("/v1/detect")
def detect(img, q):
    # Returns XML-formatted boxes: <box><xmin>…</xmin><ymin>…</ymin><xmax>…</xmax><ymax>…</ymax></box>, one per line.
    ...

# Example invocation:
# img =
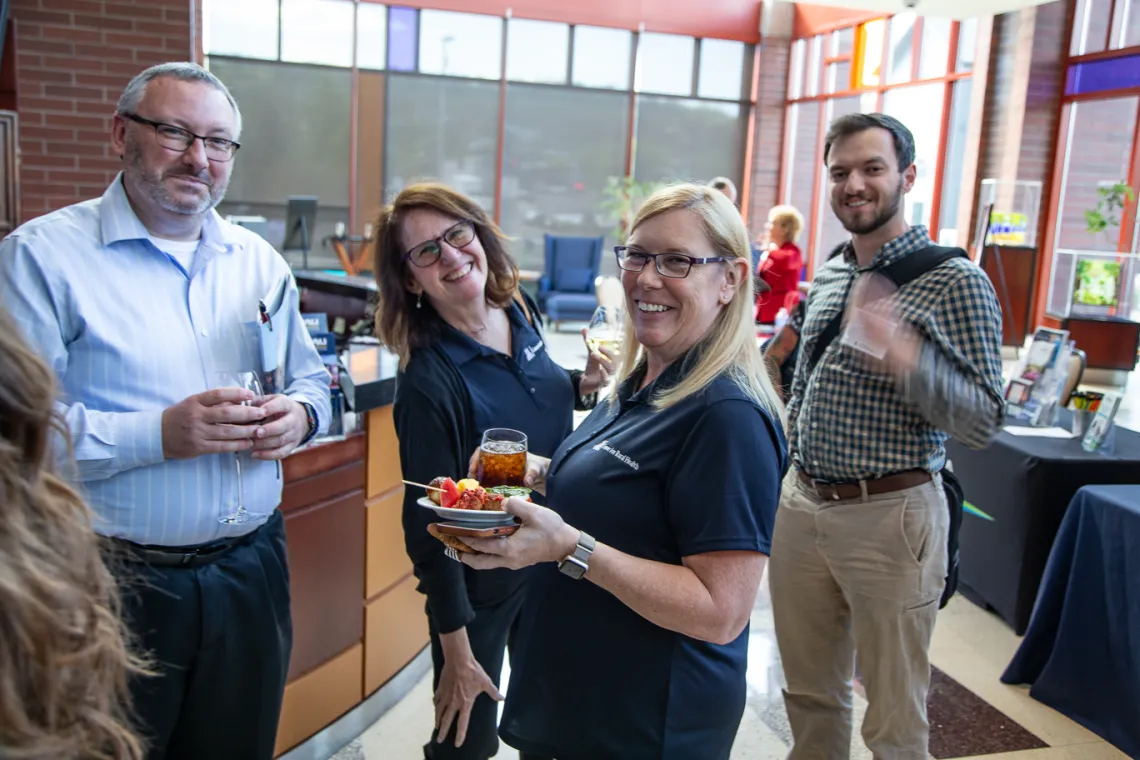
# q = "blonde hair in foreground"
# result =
<box><xmin>0</xmin><ymin>306</ymin><xmax>146</xmax><ymax>760</ymax></box>
<box><xmin>614</xmin><ymin>183</ymin><xmax>786</xmax><ymax>423</ymax></box>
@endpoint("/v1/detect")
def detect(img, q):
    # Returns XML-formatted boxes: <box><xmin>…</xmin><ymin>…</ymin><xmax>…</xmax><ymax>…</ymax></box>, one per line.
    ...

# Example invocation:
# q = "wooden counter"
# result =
<box><xmin>272</xmin><ymin>404</ymin><xmax>428</xmax><ymax>756</ymax></box>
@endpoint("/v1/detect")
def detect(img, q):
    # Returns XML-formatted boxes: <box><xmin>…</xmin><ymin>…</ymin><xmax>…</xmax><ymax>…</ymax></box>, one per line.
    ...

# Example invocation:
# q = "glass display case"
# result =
<box><xmin>1047</xmin><ymin>249</ymin><xmax>1139</xmax><ymax>320</ymax></box>
<box><xmin>976</xmin><ymin>179</ymin><xmax>1043</xmax><ymax>248</ymax></box>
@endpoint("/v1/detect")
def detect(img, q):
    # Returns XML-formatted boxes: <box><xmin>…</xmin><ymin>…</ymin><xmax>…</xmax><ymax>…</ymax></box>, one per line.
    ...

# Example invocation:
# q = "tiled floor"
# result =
<box><xmin>337</xmin><ymin>326</ymin><xmax>1137</xmax><ymax>760</ymax></box>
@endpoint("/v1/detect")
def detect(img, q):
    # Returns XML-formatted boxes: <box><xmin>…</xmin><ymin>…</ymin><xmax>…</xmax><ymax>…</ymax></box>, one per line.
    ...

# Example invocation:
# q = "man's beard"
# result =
<box><xmin>835</xmin><ymin>178</ymin><xmax>904</xmax><ymax>235</ymax></box>
<box><xmin>125</xmin><ymin>140</ymin><xmax>226</xmax><ymax>216</ymax></box>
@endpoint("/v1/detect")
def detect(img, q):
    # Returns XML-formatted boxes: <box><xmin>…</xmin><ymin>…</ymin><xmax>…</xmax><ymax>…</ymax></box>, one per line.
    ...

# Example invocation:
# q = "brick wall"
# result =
<box><xmin>10</xmin><ymin>0</ymin><xmax>193</xmax><ymax>222</ymax></box>
<box><xmin>748</xmin><ymin>34</ymin><xmax>791</xmax><ymax>238</ymax></box>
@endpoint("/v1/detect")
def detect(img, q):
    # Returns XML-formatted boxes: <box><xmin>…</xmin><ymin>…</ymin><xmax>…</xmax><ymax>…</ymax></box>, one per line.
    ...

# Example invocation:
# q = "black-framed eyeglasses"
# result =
<box><xmin>404</xmin><ymin>220</ymin><xmax>476</xmax><ymax>267</ymax></box>
<box><xmin>121</xmin><ymin>112</ymin><xmax>241</xmax><ymax>162</ymax></box>
<box><xmin>614</xmin><ymin>246</ymin><xmax>730</xmax><ymax>279</ymax></box>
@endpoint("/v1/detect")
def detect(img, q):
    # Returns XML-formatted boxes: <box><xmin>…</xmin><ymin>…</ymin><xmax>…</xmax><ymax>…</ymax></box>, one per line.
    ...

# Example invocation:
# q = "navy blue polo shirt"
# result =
<box><xmin>438</xmin><ymin>301</ymin><xmax>574</xmax><ymax>463</ymax></box>
<box><xmin>498</xmin><ymin>356</ymin><xmax>787</xmax><ymax>760</ymax></box>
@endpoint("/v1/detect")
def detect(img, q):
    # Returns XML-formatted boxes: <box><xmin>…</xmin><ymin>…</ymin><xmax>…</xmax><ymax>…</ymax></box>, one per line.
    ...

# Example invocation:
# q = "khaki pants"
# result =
<box><xmin>770</xmin><ymin>472</ymin><xmax>948</xmax><ymax>760</ymax></box>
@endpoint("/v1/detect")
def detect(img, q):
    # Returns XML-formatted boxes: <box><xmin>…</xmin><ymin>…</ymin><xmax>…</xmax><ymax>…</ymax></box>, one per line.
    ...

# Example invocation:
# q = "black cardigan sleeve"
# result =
<box><xmin>393</xmin><ymin>381</ymin><xmax>475</xmax><ymax>634</ymax></box>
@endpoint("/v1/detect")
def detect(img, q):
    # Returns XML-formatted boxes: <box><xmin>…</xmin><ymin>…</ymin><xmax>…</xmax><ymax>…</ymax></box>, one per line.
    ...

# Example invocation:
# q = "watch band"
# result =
<box><xmin>299</xmin><ymin>401</ymin><xmax>318</xmax><ymax>443</ymax></box>
<box><xmin>558</xmin><ymin>530</ymin><xmax>596</xmax><ymax>580</ymax></box>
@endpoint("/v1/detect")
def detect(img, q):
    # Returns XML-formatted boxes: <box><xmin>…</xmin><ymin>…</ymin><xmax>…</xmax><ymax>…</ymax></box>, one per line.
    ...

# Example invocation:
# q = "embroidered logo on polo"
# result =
<box><xmin>523</xmin><ymin>339</ymin><xmax>544</xmax><ymax>362</ymax></box>
<box><xmin>592</xmin><ymin>439</ymin><xmax>640</xmax><ymax>470</ymax></box>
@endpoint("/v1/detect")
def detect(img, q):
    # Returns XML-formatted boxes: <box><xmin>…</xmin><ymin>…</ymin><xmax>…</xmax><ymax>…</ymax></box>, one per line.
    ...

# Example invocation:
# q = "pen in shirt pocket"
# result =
<box><xmin>259</xmin><ymin>299</ymin><xmax>272</xmax><ymax>331</ymax></box>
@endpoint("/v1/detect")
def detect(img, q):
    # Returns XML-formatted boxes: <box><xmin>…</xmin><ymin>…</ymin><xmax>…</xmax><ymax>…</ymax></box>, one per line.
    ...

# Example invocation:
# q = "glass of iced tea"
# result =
<box><xmin>480</xmin><ymin>428</ymin><xmax>528</xmax><ymax>488</ymax></box>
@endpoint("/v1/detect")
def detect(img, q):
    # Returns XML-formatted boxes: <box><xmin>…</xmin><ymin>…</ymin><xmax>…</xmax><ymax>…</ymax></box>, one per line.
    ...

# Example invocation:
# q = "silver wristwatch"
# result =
<box><xmin>558</xmin><ymin>530</ymin><xmax>596</xmax><ymax>580</ymax></box>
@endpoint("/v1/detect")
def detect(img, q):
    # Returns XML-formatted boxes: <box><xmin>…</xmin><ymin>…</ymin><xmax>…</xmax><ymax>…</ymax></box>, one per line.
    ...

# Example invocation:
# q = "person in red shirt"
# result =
<box><xmin>755</xmin><ymin>205</ymin><xmax>805</xmax><ymax>324</ymax></box>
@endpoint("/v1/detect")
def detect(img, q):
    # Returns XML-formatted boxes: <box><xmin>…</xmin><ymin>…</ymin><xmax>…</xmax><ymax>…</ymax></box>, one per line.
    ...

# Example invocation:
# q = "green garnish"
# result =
<box><xmin>486</xmin><ymin>485</ymin><xmax>531</xmax><ymax>497</ymax></box>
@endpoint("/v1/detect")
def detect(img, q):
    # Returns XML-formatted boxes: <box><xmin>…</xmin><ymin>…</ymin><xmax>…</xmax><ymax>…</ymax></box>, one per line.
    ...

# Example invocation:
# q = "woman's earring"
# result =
<box><xmin>416</xmin><ymin>293</ymin><xmax>422</xmax><ymax>309</ymax></box>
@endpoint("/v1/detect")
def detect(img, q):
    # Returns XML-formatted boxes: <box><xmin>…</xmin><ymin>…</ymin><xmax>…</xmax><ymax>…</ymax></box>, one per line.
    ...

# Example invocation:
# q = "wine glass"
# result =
<box><xmin>213</xmin><ymin>370</ymin><xmax>263</xmax><ymax>525</ymax></box>
<box><xmin>585</xmin><ymin>306</ymin><xmax>624</xmax><ymax>356</ymax></box>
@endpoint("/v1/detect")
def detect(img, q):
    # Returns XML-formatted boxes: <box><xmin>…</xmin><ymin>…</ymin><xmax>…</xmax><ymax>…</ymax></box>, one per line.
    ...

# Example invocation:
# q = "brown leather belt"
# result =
<box><xmin>797</xmin><ymin>469</ymin><xmax>932</xmax><ymax>502</ymax></box>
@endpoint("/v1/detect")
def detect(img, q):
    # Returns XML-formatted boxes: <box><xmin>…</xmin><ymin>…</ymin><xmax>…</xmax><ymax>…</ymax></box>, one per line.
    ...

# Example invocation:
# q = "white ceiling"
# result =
<box><xmin>789</xmin><ymin>0</ymin><xmax>1059</xmax><ymax>20</ymax></box>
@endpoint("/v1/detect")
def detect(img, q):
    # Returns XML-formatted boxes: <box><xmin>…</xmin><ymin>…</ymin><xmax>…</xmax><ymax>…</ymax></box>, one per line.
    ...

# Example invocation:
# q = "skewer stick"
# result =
<box><xmin>403</xmin><ymin>479</ymin><xmax>444</xmax><ymax>492</ymax></box>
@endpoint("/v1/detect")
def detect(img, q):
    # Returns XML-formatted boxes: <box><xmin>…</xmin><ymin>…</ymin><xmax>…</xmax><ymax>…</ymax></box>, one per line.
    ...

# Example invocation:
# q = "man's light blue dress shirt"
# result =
<box><xmin>0</xmin><ymin>175</ymin><xmax>332</xmax><ymax>546</ymax></box>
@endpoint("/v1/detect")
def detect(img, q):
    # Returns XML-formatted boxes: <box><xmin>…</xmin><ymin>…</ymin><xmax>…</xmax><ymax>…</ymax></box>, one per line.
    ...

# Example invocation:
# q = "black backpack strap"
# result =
<box><xmin>804</xmin><ymin>244</ymin><xmax>968</xmax><ymax>377</ymax></box>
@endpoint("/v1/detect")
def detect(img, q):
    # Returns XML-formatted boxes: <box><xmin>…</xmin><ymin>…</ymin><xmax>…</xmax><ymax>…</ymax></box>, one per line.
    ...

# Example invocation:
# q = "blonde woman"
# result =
<box><xmin>460</xmin><ymin>184</ymin><xmax>788</xmax><ymax>760</ymax></box>
<box><xmin>756</xmin><ymin>204</ymin><xmax>806</xmax><ymax>324</ymax></box>
<box><xmin>0</xmin><ymin>305</ymin><xmax>145</xmax><ymax>760</ymax></box>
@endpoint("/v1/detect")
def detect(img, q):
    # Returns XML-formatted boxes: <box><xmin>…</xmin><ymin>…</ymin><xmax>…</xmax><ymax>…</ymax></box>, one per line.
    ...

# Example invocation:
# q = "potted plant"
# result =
<box><xmin>1084</xmin><ymin>180</ymin><xmax>1136</xmax><ymax>245</ymax></box>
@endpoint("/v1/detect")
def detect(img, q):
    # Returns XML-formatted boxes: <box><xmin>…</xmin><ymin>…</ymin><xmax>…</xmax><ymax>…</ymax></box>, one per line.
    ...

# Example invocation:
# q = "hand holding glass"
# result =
<box><xmin>213</xmin><ymin>371</ymin><xmax>263</xmax><ymax>525</ymax></box>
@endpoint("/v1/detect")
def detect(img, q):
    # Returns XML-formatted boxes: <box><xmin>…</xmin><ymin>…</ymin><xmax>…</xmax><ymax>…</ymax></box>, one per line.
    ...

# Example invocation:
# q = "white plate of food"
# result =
<box><xmin>416</xmin><ymin>497</ymin><xmax>516</xmax><ymax>524</ymax></box>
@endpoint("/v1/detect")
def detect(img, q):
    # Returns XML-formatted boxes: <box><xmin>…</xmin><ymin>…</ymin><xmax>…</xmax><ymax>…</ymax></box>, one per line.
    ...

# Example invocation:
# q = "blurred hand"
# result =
<box><xmin>578</xmin><ymin>327</ymin><xmax>618</xmax><ymax>397</ymax></box>
<box><xmin>162</xmin><ymin>388</ymin><xmax>266</xmax><ymax>460</ymax></box>
<box><xmin>462</xmin><ymin>497</ymin><xmax>580</xmax><ymax>570</ymax></box>
<box><xmin>250</xmin><ymin>394</ymin><xmax>310</xmax><ymax>460</ymax></box>
<box><xmin>844</xmin><ymin>272</ymin><xmax>922</xmax><ymax>378</ymax></box>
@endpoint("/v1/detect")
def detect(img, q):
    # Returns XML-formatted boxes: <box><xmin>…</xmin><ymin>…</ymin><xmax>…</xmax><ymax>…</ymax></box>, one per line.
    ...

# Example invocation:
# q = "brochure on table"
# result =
<box><xmin>1005</xmin><ymin>327</ymin><xmax>1071</xmax><ymax>425</ymax></box>
<box><xmin>303</xmin><ymin>312</ymin><xmax>345</xmax><ymax>436</ymax></box>
<box><xmin>1082</xmin><ymin>391</ymin><xmax>1123</xmax><ymax>453</ymax></box>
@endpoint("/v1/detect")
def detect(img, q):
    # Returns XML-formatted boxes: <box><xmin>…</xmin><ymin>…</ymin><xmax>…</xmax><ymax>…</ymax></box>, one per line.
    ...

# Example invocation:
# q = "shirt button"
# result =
<box><xmin>530</xmin><ymin>388</ymin><xmax>536</xmax><ymax>394</ymax></box>
<box><xmin>200</xmin><ymin>329</ymin><xmax>209</xmax><ymax>337</ymax></box>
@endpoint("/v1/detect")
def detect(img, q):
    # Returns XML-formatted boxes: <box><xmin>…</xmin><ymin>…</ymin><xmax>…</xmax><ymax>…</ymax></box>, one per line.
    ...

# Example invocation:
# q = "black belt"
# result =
<box><xmin>102</xmin><ymin>525</ymin><xmax>262</xmax><ymax>568</ymax></box>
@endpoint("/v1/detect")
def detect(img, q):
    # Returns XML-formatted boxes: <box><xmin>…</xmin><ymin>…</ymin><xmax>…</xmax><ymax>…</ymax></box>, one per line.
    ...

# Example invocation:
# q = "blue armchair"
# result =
<box><xmin>537</xmin><ymin>234</ymin><xmax>604</xmax><ymax>328</ymax></box>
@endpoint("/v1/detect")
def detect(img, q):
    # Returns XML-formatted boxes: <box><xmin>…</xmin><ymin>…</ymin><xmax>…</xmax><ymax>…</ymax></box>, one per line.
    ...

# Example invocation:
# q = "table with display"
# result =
<box><xmin>1002</xmin><ymin>485</ymin><xmax>1140</xmax><ymax>758</ymax></box>
<box><xmin>945</xmin><ymin>411</ymin><xmax>1140</xmax><ymax>634</ymax></box>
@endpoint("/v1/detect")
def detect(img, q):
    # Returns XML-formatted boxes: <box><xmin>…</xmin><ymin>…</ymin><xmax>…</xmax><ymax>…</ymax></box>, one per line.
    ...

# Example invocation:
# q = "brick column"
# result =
<box><xmin>10</xmin><ymin>0</ymin><xmax>194</xmax><ymax>222</ymax></box>
<box><xmin>747</xmin><ymin>0</ymin><xmax>793</xmax><ymax>239</ymax></box>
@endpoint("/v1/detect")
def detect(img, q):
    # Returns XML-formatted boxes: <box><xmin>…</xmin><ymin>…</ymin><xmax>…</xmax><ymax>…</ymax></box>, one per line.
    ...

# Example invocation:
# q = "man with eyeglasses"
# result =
<box><xmin>0</xmin><ymin>62</ymin><xmax>331</xmax><ymax>760</ymax></box>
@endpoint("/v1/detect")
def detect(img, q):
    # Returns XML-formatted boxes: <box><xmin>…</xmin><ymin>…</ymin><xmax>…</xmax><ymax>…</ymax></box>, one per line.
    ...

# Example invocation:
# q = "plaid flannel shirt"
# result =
<box><xmin>787</xmin><ymin>226</ymin><xmax>1005</xmax><ymax>482</ymax></box>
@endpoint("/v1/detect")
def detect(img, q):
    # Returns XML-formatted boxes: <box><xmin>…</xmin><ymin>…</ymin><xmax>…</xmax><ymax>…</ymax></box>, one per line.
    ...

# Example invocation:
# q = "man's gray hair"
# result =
<box><xmin>116</xmin><ymin>62</ymin><xmax>243</xmax><ymax>139</ymax></box>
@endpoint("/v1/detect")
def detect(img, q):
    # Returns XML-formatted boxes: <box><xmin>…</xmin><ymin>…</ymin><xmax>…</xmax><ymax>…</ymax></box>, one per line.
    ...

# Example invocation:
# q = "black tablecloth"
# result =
<box><xmin>1002</xmin><ymin>485</ymin><xmax>1140</xmax><ymax>758</ymax></box>
<box><xmin>945</xmin><ymin>412</ymin><xmax>1140</xmax><ymax>634</ymax></box>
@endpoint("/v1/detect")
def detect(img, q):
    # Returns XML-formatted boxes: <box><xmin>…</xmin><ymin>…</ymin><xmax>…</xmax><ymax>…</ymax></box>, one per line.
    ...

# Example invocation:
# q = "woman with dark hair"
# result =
<box><xmin>372</xmin><ymin>183</ymin><xmax>610</xmax><ymax>760</ymax></box>
<box><xmin>0</xmin><ymin>305</ymin><xmax>146</xmax><ymax>760</ymax></box>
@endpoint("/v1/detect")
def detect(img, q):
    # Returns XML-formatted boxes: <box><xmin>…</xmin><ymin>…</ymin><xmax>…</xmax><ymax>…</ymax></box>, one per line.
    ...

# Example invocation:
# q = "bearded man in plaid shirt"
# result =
<box><xmin>769</xmin><ymin>113</ymin><xmax>1004</xmax><ymax>760</ymax></box>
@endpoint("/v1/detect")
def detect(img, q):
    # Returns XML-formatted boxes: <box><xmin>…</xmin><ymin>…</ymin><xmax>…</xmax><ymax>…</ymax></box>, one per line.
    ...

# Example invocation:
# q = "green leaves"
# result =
<box><xmin>1085</xmin><ymin>181</ymin><xmax>1136</xmax><ymax>240</ymax></box>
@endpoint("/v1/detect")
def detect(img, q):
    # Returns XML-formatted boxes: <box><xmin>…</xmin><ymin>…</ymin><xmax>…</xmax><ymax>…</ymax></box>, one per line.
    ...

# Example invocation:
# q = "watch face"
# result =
<box><xmin>559</xmin><ymin>555</ymin><xmax>588</xmax><ymax>580</ymax></box>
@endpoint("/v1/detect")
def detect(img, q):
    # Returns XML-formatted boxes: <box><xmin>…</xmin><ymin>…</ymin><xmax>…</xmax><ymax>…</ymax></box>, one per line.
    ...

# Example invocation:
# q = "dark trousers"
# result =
<box><xmin>118</xmin><ymin>510</ymin><xmax>293</xmax><ymax>760</ymax></box>
<box><xmin>424</xmin><ymin>586</ymin><xmax>528</xmax><ymax>760</ymax></box>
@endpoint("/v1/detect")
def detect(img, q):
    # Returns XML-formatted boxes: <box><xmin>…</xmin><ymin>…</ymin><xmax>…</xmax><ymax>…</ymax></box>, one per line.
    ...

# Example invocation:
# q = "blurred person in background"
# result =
<box><xmin>755</xmin><ymin>205</ymin><xmax>805</xmax><ymax>324</ymax></box>
<box><xmin>709</xmin><ymin>176</ymin><xmax>738</xmax><ymax>206</ymax></box>
<box><xmin>0</xmin><ymin>304</ymin><xmax>145</xmax><ymax>760</ymax></box>
<box><xmin>0</xmin><ymin>62</ymin><xmax>331</xmax><ymax>760</ymax></box>
<box><xmin>770</xmin><ymin>113</ymin><xmax>1003</xmax><ymax>760</ymax></box>
<box><xmin>372</xmin><ymin>182</ymin><xmax>612</xmax><ymax>760</ymax></box>
<box><xmin>458</xmin><ymin>184</ymin><xmax>787</xmax><ymax>760</ymax></box>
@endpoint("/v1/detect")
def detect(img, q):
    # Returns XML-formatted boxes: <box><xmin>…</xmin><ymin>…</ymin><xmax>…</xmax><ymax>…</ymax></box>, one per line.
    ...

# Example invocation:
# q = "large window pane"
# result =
<box><xmin>827</xmin><ymin>62</ymin><xmax>852</xmax><ymax>93</ymax></box>
<box><xmin>815</xmin><ymin>96</ymin><xmax>863</xmax><ymax>268</ymax></box>
<box><xmin>886</xmin><ymin>13</ymin><xmax>916</xmax><ymax>84</ymax></box>
<box><xmin>210</xmin><ymin>59</ymin><xmax>351</xmax><ymax>269</ymax></box>
<box><xmin>697</xmin><ymin>39</ymin><xmax>746</xmax><ymax>101</ymax></box>
<box><xmin>784</xmin><ymin>101</ymin><xmax>821</xmax><ymax>247</ymax></box>
<box><xmin>571</xmin><ymin>25</ymin><xmax>632</xmax><ymax>90</ymax></box>
<box><xmin>1071</xmin><ymin>0</ymin><xmax>1112</xmax><ymax>55</ymax></box>
<box><xmin>788</xmin><ymin>38</ymin><xmax>806</xmax><ymax>99</ymax></box>
<box><xmin>357</xmin><ymin>3</ymin><xmax>387</xmax><ymax>70</ymax></box>
<box><xmin>1124</xmin><ymin>0</ymin><xmax>1140</xmax><ymax>47</ymax></box>
<box><xmin>205</xmin><ymin>0</ymin><xmax>278</xmax><ymax>60</ymax></box>
<box><xmin>634</xmin><ymin>97</ymin><xmax>746</xmax><ymax>190</ymax></box>
<box><xmin>834</xmin><ymin>27</ymin><xmax>855</xmax><ymax>56</ymax></box>
<box><xmin>419</xmin><ymin>10</ymin><xmax>502</xmax><ymax>80</ymax></box>
<box><xmin>507</xmin><ymin>19</ymin><xmax>569</xmax><ymax>84</ymax></box>
<box><xmin>1054</xmin><ymin>97</ymin><xmax>1139</xmax><ymax>251</ymax></box>
<box><xmin>385</xmin><ymin>75</ymin><xmax>500</xmax><ymax>213</ymax></box>
<box><xmin>388</xmin><ymin>6</ymin><xmax>418</xmax><ymax>71</ymax></box>
<box><xmin>501</xmin><ymin>85</ymin><xmax>629</xmax><ymax>272</ymax></box>
<box><xmin>806</xmin><ymin>35</ymin><xmax>822</xmax><ymax>97</ymax></box>
<box><xmin>937</xmin><ymin>80</ymin><xmax>973</xmax><ymax>245</ymax></box>
<box><xmin>919</xmin><ymin>17</ymin><xmax>952</xmax><ymax>79</ymax></box>
<box><xmin>281</xmin><ymin>0</ymin><xmax>354</xmax><ymax>67</ymax></box>
<box><xmin>882</xmin><ymin>83</ymin><xmax>946</xmax><ymax>229</ymax></box>
<box><xmin>637</xmin><ymin>32</ymin><xmax>695</xmax><ymax>96</ymax></box>
<box><xmin>956</xmin><ymin>18</ymin><xmax>978</xmax><ymax>72</ymax></box>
